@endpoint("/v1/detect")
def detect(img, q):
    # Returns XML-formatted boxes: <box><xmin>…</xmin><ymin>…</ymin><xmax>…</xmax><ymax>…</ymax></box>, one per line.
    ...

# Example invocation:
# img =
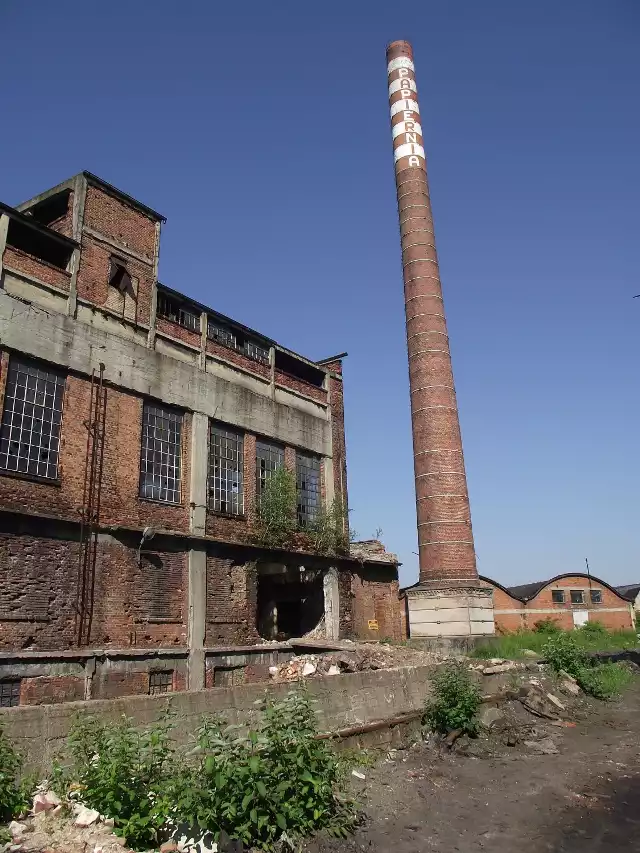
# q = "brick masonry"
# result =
<box><xmin>0</xmin><ymin>172</ymin><xmax>402</xmax><ymax>704</ymax></box>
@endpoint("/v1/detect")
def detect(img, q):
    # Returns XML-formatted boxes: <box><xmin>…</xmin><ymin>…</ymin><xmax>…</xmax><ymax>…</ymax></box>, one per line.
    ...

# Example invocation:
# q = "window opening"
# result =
<box><xmin>207</xmin><ymin>319</ymin><xmax>269</xmax><ymax>365</ymax></box>
<box><xmin>156</xmin><ymin>292</ymin><xmax>200</xmax><ymax>333</ymax></box>
<box><xmin>551</xmin><ymin>589</ymin><xmax>565</xmax><ymax>604</ymax></box>
<box><xmin>590</xmin><ymin>589</ymin><xmax>602</xmax><ymax>604</ymax></box>
<box><xmin>209</xmin><ymin>423</ymin><xmax>244</xmax><ymax>515</ymax></box>
<box><xmin>0</xmin><ymin>679</ymin><xmax>21</xmax><ymax>707</ymax></box>
<box><xmin>274</xmin><ymin>350</ymin><xmax>325</xmax><ymax>388</ymax></box>
<box><xmin>108</xmin><ymin>258</ymin><xmax>133</xmax><ymax>295</ymax></box>
<box><xmin>0</xmin><ymin>357</ymin><xmax>65</xmax><ymax>480</ymax></box>
<box><xmin>148</xmin><ymin>670</ymin><xmax>173</xmax><ymax>695</ymax></box>
<box><xmin>256</xmin><ymin>440</ymin><xmax>284</xmax><ymax>499</ymax></box>
<box><xmin>139</xmin><ymin>403</ymin><xmax>182</xmax><ymax>503</ymax></box>
<box><xmin>296</xmin><ymin>453</ymin><xmax>321</xmax><ymax>527</ymax></box>
<box><xmin>570</xmin><ymin>590</ymin><xmax>585</xmax><ymax>605</ymax></box>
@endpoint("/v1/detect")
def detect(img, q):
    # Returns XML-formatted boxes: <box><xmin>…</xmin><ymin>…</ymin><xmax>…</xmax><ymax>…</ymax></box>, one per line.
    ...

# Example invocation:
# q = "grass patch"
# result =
<box><xmin>471</xmin><ymin>624</ymin><xmax>638</xmax><ymax>660</ymax></box>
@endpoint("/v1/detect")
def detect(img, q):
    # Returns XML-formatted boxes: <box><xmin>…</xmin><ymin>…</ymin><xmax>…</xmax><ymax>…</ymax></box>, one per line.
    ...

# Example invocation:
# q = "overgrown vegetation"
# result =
<box><xmin>0</xmin><ymin>723</ymin><xmax>31</xmax><ymax>827</ymax></box>
<box><xmin>542</xmin><ymin>631</ymin><xmax>633</xmax><ymax>700</ymax></box>
<box><xmin>472</xmin><ymin>623</ymin><xmax>638</xmax><ymax>660</ymax></box>
<box><xmin>50</xmin><ymin>692</ymin><xmax>357</xmax><ymax>851</ymax></box>
<box><xmin>254</xmin><ymin>466</ymin><xmax>355</xmax><ymax>555</ymax></box>
<box><xmin>424</xmin><ymin>662</ymin><xmax>481</xmax><ymax>736</ymax></box>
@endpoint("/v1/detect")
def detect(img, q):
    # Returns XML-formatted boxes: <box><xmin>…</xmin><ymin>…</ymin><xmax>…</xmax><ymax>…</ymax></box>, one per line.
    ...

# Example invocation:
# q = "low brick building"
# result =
<box><xmin>480</xmin><ymin>574</ymin><xmax>636</xmax><ymax>633</ymax></box>
<box><xmin>0</xmin><ymin>172</ymin><xmax>402</xmax><ymax>707</ymax></box>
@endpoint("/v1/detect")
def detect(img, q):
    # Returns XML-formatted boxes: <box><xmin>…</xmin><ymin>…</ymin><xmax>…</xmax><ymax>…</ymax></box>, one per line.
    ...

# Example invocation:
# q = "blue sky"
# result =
<box><xmin>2</xmin><ymin>1</ymin><xmax>638</xmax><ymax>587</ymax></box>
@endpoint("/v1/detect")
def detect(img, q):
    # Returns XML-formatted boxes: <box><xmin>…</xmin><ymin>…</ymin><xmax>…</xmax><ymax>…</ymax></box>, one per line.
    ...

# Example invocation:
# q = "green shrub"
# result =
<box><xmin>170</xmin><ymin>691</ymin><xmax>356</xmax><ymax>850</ymax></box>
<box><xmin>542</xmin><ymin>631</ymin><xmax>588</xmax><ymax>677</ymax></box>
<box><xmin>542</xmin><ymin>632</ymin><xmax>633</xmax><ymax>700</ymax></box>
<box><xmin>0</xmin><ymin>723</ymin><xmax>30</xmax><ymax>823</ymax></box>
<box><xmin>533</xmin><ymin>618</ymin><xmax>562</xmax><ymax>634</ymax></box>
<box><xmin>51</xmin><ymin>712</ymin><xmax>175</xmax><ymax>848</ymax></box>
<box><xmin>577</xmin><ymin>621</ymin><xmax>608</xmax><ymax>638</ymax></box>
<box><xmin>576</xmin><ymin>663</ymin><xmax>633</xmax><ymax>700</ymax></box>
<box><xmin>424</xmin><ymin>663</ymin><xmax>481</xmax><ymax>736</ymax></box>
<box><xmin>254</xmin><ymin>467</ymin><xmax>298</xmax><ymax>548</ymax></box>
<box><xmin>306</xmin><ymin>497</ymin><xmax>352</xmax><ymax>555</ymax></box>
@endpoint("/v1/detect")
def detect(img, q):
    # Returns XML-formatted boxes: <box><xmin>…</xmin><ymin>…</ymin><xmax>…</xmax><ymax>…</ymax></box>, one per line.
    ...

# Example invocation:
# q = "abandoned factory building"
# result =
<box><xmin>0</xmin><ymin>171</ymin><xmax>403</xmax><ymax>707</ymax></box>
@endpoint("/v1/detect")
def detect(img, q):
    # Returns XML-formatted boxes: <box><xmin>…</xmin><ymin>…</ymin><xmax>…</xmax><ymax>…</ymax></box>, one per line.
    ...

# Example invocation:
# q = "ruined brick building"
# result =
<box><xmin>0</xmin><ymin>172</ymin><xmax>402</xmax><ymax>707</ymax></box>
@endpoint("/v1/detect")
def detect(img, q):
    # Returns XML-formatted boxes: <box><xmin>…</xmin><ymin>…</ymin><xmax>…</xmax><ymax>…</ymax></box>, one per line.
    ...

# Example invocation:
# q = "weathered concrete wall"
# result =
<box><xmin>0</xmin><ymin>665</ymin><xmax>433</xmax><ymax>774</ymax></box>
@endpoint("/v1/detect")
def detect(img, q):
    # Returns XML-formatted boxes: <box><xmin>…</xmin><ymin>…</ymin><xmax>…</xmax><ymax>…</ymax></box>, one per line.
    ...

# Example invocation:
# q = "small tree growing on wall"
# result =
<box><xmin>254</xmin><ymin>466</ymin><xmax>298</xmax><ymax>548</ymax></box>
<box><xmin>307</xmin><ymin>497</ymin><xmax>353</xmax><ymax>556</ymax></box>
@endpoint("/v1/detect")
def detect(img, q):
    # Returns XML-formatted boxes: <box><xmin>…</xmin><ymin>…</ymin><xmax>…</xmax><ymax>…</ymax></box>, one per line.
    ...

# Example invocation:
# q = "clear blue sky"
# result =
<box><xmin>2</xmin><ymin>1</ymin><xmax>638</xmax><ymax>587</ymax></box>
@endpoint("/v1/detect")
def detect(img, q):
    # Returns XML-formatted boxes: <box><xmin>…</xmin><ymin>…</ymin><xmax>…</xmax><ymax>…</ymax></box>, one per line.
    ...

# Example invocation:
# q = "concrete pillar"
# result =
<box><xmin>0</xmin><ymin>214</ymin><xmax>9</xmax><ymax>282</ymax></box>
<box><xmin>67</xmin><ymin>174</ymin><xmax>87</xmax><ymax>318</ymax></box>
<box><xmin>187</xmin><ymin>548</ymin><xmax>206</xmax><ymax>690</ymax></box>
<box><xmin>323</xmin><ymin>568</ymin><xmax>340</xmax><ymax>640</ymax></box>
<box><xmin>199</xmin><ymin>311</ymin><xmax>207</xmax><ymax>370</ymax></box>
<box><xmin>147</xmin><ymin>220</ymin><xmax>162</xmax><ymax>349</ymax></box>
<box><xmin>386</xmin><ymin>40</ymin><xmax>493</xmax><ymax>639</ymax></box>
<box><xmin>189</xmin><ymin>412</ymin><xmax>208</xmax><ymax>535</ymax></box>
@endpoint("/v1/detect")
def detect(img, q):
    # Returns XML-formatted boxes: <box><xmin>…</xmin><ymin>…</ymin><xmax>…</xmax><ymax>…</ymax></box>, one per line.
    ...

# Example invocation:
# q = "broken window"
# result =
<box><xmin>256</xmin><ymin>440</ymin><xmax>284</xmax><ymax>499</ymax></box>
<box><xmin>207</xmin><ymin>319</ymin><xmax>269</xmax><ymax>365</ymax></box>
<box><xmin>296</xmin><ymin>453</ymin><xmax>321</xmax><ymax>527</ymax></box>
<box><xmin>108</xmin><ymin>257</ymin><xmax>134</xmax><ymax>296</ymax></box>
<box><xmin>570</xmin><ymin>590</ymin><xmax>585</xmax><ymax>605</ymax></box>
<box><xmin>139</xmin><ymin>403</ymin><xmax>182</xmax><ymax>503</ymax></box>
<box><xmin>274</xmin><ymin>350</ymin><xmax>325</xmax><ymax>388</ymax></box>
<box><xmin>590</xmin><ymin>589</ymin><xmax>602</xmax><ymax>604</ymax></box>
<box><xmin>156</xmin><ymin>292</ymin><xmax>200</xmax><ymax>333</ymax></box>
<box><xmin>148</xmin><ymin>670</ymin><xmax>173</xmax><ymax>695</ymax></box>
<box><xmin>209</xmin><ymin>423</ymin><xmax>244</xmax><ymax>515</ymax></box>
<box><xmin>5</xmin><ymin>217</ymin><xmax>74</xmax><ymax>270</ymax></box>
<box><xmin>0</xmin><ymin>357</ymin><xmax>65</xmax><ymax>480</ymax></box>
<box><xmin>0</xmin><ymin>679</ymin><xmax>21</xmax><ymax>707</ymax></box>
<box><xmin>551</xmin><ymin>589</ymin><xmax>565</xmax><ymax>604</ymax></box>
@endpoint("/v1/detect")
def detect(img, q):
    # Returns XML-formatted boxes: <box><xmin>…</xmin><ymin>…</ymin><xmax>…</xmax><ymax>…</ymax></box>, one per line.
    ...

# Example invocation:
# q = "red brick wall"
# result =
<box><xmin>3</xmin><ymin>246</ymin><xmax>71</xmax><ymax>291</ymax></box>
<box><xmin>351</xmin><ymin>566</ymin><xmax>403</xmax><ymax>641</ymax></box>
<box><xmin>20</xmin><ymin>675</ymin><xmax>85</xmax><ymax>705</ymax></box>
<box><xmin>329</xmin><ymin>375</ymin><xmax>348</xmax><ymax>512</ymax></box>
<box><xmin>76</xmin><ymin>236</ymin><xmax>154</xmax><ymax>325</ymax></box>
<box><xmin>275</xmin><ymin>370</ymin><xmax>327</xmax><ymax>403</ymax></box>
<box><xmin>83</xmin><ymin>186</ymin><xmax>156</xmax><ymax>259</ymax></box>
<box><xmin>205</xmin><ymin>339</ymin><xmax>271</xmax><ymax>380</ymax></box>
<box><xmin>156</xmin><ymin>317</ymin><xmax>201</xmax><ymax>350</ymax></box>
<box><xmin>205</xmin><ymin>556</ymin><xmax>258</xmax><ymax>645</ymax></box>
<box><xmin>484</xmin><ymin>577</ymin><xmax>634</xmax><ymax>633</ymax></box>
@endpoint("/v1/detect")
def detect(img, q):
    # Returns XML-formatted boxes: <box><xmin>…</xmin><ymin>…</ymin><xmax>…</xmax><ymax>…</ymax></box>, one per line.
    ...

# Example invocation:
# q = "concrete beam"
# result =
<box><xmin>190</xmin><ymin>413</ymin><xmax>208</xmax><ymax>535</ymax></box>
<box><xmin>187</xmin><ymin>548</ymin><xmax>207</xmax><ymax>691</ymax></box>
<box><xmin>0</xmin><ymin>214</ymin><xmax>9</xmax><ymax>281</ymax></box>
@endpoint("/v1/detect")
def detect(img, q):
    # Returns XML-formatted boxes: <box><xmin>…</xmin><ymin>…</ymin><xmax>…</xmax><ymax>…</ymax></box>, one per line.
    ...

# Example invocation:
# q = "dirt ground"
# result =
<box><xmin>306</xmin><ymin>679</ymin><xmax>640</xmax><ymax>853</ymax></box>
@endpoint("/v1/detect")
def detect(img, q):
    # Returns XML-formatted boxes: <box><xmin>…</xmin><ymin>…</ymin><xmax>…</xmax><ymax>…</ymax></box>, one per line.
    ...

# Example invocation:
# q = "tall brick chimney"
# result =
<box><xmin>386</xmin><ymin>40</ymin><xmax>494</xmax><ymax>641</ymax></box>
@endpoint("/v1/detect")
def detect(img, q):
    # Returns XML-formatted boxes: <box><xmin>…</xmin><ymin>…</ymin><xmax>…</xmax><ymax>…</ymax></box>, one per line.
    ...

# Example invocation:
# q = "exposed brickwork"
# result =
<box><xmin>3</xmin><ymin>246</ymin><xmax>71</xmax><ymax>291</ymax></box>
<box><xmin>93</xmin><ymin>670</ymin><xmax>150</xmax><ymax>700</ymax></box>
<box><xmin>205</xmin><ymin>339</ymin><xmax>271</xmax><ymax>380</ymax></box>
<box><xmin>156</xmin><ymin>317</ymin><xmax>201</xmax><ymax>350</ymax></box>
<box><xmin>351</xmin><ymin>566</ymin><xmax>403</xmax><ymax>641</ymax></box>
<box><xmin>76</xmin><ymin>236</ymin><xmax>154</xmax><ymax>325</ymax></box>
<box><xmin>329</xmin><ymin>376</ymin><xmax>348</xmax><ymax>511</ymax></box>
<box><xmin>275</xmin><ymin>371</ymin><xmax>328</xmax><ymax>403</ymax></box>
<box><xmin>387</xmin><ymin>41</ymin><xmax>477</xmax><ymax>584</ymax></box>
<box><xmin>20</xmin><ymin>675</ymin><xmax>84</xmax><ymax>705</ymax></box>
<box><xmin>44</xmin><ymin>190</ymin><xmax>74</xmax><ymax>238</ymax></box>
<box><xmin>83</xmin><ymin>185</ymin><xmax>157</xmax><ymax>259</ymax></box>
<box><xmin>205</xmin><ymin>556</ymin><xmax>258</xmax><ymax>645</ymax></box>
<box><xmin>482</xmin><ymin>576</ymin><xmax>635</xmax><ymax>633</ymax></box>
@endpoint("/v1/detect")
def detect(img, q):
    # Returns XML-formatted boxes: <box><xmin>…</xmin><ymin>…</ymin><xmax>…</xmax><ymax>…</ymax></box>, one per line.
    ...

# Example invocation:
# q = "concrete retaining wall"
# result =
<box><xmin>0</xmin><ymin>665</ymin><xmax>433</xmax><ymax>774</ymax></box>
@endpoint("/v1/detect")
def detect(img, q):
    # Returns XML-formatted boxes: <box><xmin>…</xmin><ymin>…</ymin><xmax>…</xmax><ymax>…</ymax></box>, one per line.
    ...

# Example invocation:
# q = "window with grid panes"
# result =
<box><xmin>256</xmin><ymin>440</ymin><xmax>284</xmax><ymax>498</ymax></box>
<box><xmin>139</xmin><ymin>403</ymin><xmax>182</xmax><ymax>503</ymax></box>
<box><xmin>296</xmin><ymin>453</ymin><xmax>321</xmax><ymax>527</ymax></box>
<box><xmin>0</xmin><ymin>679</ymin><xmax>21</xmax><ymax>707</ymax></box>
<box><xmin>148</xmin><ymin>670</ymin><xmax>173</xmax><ymax>695</ymax></box>
<box><xmin>590</xmin><ymin>589</ymin><xmax>602</xmax><ymax>604</ymax></box>
<box><xmin>209</xmin><ymin>423</ymin><xmax>244</xmax><ymax>515</ymax></box>
<box><xmin>0</xmin><ymin>357</ymin><xmax>65</xmax><ymax>480</ymax></box>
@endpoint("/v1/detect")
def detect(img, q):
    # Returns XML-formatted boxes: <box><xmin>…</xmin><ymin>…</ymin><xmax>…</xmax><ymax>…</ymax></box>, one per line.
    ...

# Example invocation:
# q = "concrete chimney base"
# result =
<box><xmin>407</xmin><ymin>584</ymin><xmax>495</xmax><ymax>639</ymax></box>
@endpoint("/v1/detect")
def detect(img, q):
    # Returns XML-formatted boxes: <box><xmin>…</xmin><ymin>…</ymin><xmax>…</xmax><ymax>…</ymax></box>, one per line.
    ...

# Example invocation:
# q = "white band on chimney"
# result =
<box><xmin>390</xmin><ymin>99</ymin><xmax>420</xmax><ymax>117</ymax></box>
<box><xmin>387</xmin><ymin>56</ymin><xmax>415</xmax><ymax>73</ymax></box>
<box><xmin>389</xmin><ymin>78</ymin><xmax>417</xmax><ymax>96</ymax></box>
<box><xmin>394</xmin><ymin>143</ymin><xmax>426</xmax><ymax>162</ymax></box>
<box><xmin>393</xmin><ymin>120</ymin><xmax>423</xmax><ymax>139</ymax></box>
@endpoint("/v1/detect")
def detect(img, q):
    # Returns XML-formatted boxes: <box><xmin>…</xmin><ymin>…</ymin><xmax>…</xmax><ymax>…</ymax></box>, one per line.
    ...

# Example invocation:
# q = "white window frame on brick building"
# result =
<box><xmin>570</xmin><ymin>589</ymin><xmax>585</xmax><ymax>605</ymax></box>
<box><xmin>296</xmin><ymin>452</ymin><xmax>321</xmax><ymax>527</ymax></box>
<box><xmin>209</xmin><ymin>422</ymin><xmax>244</xmax><ymax>516</ymax></box>
<box><xmin>139</xmin><ymin>402</ymin><xmax>182</xmax><ymax>503</ymax></box>
<box><xmin>0</xmin><ymin>356</ymin><xmax>65</xmax><ymax>481</ymax></box>
<box><xmin>590</xmin><ymin>589</ymin><xmax>602</xmax><ymax>604</ymax></box>
<box><xmin>551</xmin><ymin>589</ymin><xmax>565</xmax><ymax>604</ymax></box>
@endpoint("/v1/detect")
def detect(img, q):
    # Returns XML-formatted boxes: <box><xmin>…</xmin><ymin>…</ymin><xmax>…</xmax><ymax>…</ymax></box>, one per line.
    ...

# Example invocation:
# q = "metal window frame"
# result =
<box><xmin>139</xmin><ymin>402</ymin><xmax>182</xmax><ymax>504</ymax></box>
<box><xmin>569</xmin><ymin>589</ymin><xmax>585</xmax><ymax>605</ymax></box>
<box><xmin>207</xmin><ymin>319</ymin><xmax>269</xmax><ymax>366</ymax></box>
<box><xmin>209</xmin><ymin>423</ymin><xmax>245</xmax><ymax>516</ymax></box>
<box><xmin>256</xmin><ymin>439</ymin><xmax>284</xmax><ymax>499</ymax></box>
<box><xmin>0</xmin><ymin>678</ymin><xmax>21</xmax><ymax>707</ymax></box>
<box><xmin>0</xmin><ymin>356</ymin><xmax>65</xmax><ymax>481</ymax></box>
<box><xmin>157</xmin><ymin>293</ymin><xmax>200</xmax><ymax>333</ymax></box>
<box><xmin>148</xmin><ymin>670</ymin><xmax>174</xmax><ymax>695</ymax></box>
<box><xmin>296</xmin><ymin>452</ymin><xmax>321</xmax><ymax>528</ymax></box>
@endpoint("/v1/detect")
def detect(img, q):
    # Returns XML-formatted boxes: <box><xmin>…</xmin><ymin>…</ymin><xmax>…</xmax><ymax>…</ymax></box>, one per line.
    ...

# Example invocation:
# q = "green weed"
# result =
<box><xmin>424</xmin><ymin>662</ymin><xmax>481</xmax><ymax>736</ymax></box>
<box><xmin>0</xmin><ymin>723</ymin><xmax>32</xmax><ymax>824</ymax></box>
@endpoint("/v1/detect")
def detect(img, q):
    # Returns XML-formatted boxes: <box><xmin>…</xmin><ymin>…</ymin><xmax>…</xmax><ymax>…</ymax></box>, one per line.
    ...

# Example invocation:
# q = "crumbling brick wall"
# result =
<box><xmin>2</xmin><ymin>247</ymin><xmax>71</xmax><ymax>291</ymax></box>
<box><xmin>205</xmin><ymin>555</ymin><xmax>258</xmax><ymax>645</ymax></box>
<box><xmin>351</xmin><ymin>565</ymin><xmax>403</xmax><ymax>641</ymax></box>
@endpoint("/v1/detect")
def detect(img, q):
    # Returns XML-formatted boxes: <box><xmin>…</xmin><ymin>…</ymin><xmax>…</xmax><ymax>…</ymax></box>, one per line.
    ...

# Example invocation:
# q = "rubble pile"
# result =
<box><xmin>268</xmin><ymin>641</ymin><xmax>442</xmax><ymax>682</ymax></box>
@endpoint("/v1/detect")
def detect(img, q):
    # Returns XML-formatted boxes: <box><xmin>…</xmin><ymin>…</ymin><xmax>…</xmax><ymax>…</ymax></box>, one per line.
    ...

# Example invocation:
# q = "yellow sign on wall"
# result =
<box><xmin>368</xmin><ymin>619</ymin><xmax>379</xmax><ymax>631</ymax></box>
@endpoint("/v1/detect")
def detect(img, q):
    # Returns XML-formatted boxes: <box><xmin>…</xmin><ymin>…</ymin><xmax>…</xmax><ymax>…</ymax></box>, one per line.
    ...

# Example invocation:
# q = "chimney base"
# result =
<box><xmin>406</xmin><ymin>584</ymin><xmax>494</xmax><ymax>639</ymax></box>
